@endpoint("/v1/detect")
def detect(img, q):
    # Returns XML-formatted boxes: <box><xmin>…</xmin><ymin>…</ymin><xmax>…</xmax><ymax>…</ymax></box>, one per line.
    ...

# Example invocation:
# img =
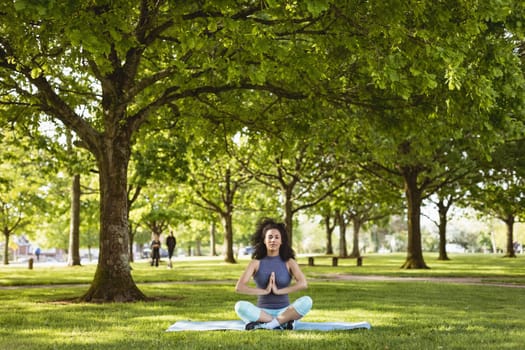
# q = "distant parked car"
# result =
<box><xmin>140</xmin><ymin>248</ymin><xmax>168</xmax><ymax>259</ymax></box>
<box><xmin>141</xmin><ymin>249</ymin><xmax>151</xmax><ymax>259</ymax></box>
<box><xmin>242</xmin><ymin>246</ymin><xmax>254</xmax><ymax>255</ymax></box>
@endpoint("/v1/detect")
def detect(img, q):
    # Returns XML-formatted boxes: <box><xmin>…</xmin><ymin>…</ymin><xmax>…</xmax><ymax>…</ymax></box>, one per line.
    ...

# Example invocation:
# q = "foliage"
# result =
<box><xmin>0</xmin><ymin>126</ymin><xmax>52</xmax><ymax>262</ymax></box>
<box><xmin>467</xmin><ymin>138</ymin><xmax>525</xmax><ymax>256</ymax></box>
<box><xmin>1</xmin><ymin>0</ymin><xmax>525</xmax><ymax>284</ymax></box>
<box><xmin>322</xmin><ymin>0</ymin><xmax>525</xmax><ymax>268</ymax></box>
<box><xmin>2</xmin><ymin>0</ymin><xmax>342</xmax><ymax>298</ymax></box>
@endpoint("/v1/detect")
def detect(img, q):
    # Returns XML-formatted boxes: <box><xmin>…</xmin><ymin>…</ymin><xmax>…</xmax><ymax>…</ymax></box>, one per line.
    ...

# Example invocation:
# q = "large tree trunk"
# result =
<box><xmin>348</xmin><ymin>216</ymin><xmax>361</xmax><ymax>258</ymax></box>
<box><xmin>401</xmin><ymin>167</ymin><xmax>428</xmax><ymax>269</ymax></box>
<box><xmin>503</xmin><ymin>215</ymin><xmax>516</xmax><ymax>258</ymax></box>
<box><xmin>68</xmin><ymin>174</ymin><xmax>81</xmax><ymax>266</ymax></box>
<box><xmin>80</xmin><ymin>135</ymin><xmax>145</xmax><ymax>302</ymax></box>
<box><xmin>437</xmin><ymin>200</ymin><xmax>450</xmax><ymax>261</ymax></box>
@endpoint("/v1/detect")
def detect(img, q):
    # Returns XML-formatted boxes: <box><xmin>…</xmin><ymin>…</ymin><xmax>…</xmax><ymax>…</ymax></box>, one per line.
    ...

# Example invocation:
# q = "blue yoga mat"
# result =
<box><xmin>166</xmin><ymin>320</ymin><xmax>371</xmax><ymax>332</ymax></box>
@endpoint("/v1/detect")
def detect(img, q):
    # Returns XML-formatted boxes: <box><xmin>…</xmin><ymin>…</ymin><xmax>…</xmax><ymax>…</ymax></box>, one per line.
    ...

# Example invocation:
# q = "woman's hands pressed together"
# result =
<box><xmin>264</xmin><ymin>272</ymin><xmax>283</xmax><ymax>295</ymax></box>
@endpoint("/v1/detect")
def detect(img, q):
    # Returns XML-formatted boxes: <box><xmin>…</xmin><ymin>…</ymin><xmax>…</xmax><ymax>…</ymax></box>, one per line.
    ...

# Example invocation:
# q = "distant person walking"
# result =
<box><xmin>35</xmin><ymin>247</ymin><xmax>41</xmax><ymax>262</ymax></box>
<box><xmin>150</xmin><ymin>234</ymin><xmax>161</xmax><ymax>267</ymax></box>
<box><xmin>166</xmin><ymin>231</ymin><xmax>177</xmax><ymax>269</ymax></box>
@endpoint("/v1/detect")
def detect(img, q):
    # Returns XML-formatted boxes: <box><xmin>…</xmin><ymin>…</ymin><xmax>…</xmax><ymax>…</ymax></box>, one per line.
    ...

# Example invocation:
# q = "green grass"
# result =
<box><xmin>1</xmin><ymin>253</ymin><xmax>524</xmax><ymax>349</ymax></box>
<box><xmin>3</xmin><ymin>253</ymin><xmax>524</xmax><ymax>286</ymax></box>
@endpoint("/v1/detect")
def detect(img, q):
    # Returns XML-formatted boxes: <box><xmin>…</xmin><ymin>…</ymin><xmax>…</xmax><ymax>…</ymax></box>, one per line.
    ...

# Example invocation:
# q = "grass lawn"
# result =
<box><xmin>0</xmin><ymin>253</ymin><xmax>524</xmax><ymax>349</ymax></box>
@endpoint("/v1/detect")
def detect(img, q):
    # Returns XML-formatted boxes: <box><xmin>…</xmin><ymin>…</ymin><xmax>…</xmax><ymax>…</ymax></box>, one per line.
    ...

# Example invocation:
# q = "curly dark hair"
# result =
<box><xmin>251</xmin><ymin>218</ymin><xmax>295</xmax><ymax>260</ymax></box>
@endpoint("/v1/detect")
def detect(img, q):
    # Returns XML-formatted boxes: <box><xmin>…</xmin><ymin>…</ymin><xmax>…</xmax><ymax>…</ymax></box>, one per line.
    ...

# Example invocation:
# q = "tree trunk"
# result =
<box><xmin>284</xmin><ymin>188</ymin><xmax>294</xmax><ymax>248</ymax></box>
<box><xmin>210</xmin><ymin>220</ymin><xmax>217</xmax><ymax>256</ymax></box>
<box><xmin>68</xmin><ymin>174</ymin><xmax>82</xmax><ymax>266</ymax></box>
<box><xmin>195</xmin><ymin>239</ymin><xmax>202</xmax><ymax>256</ymax></box>
<box><xmin>127</xmin><ymin>185</ymin><xmax>142</xmax><ymax>263</ymax></box>
<box><xmin>222</xmin><ymin>211</ymin><xmax>236</xmax><ymax>263</ymax></box>
<box><xmin>503</xmin><ymin>215</ymin><xmax>516</xmax><ymax>258</ymax></box>
<box><xmin>335</xmin><ymin>210</ymin><xmax>347</xmax><ymax>257</ymax></box>
<box><xmin>80</xmin><ymin>135</ymin><xmax>146</xmax><ymax>302</ymax></box>
<box><xmin>324</xmin><ymin>214</ymin><xmax>334</xmax><ymax>255</ymax></box>
<box><xmin>348</xmin><ymin>216</ymin><xmax>361</xmax><ymax>258</ymax></box>
<box><xmin>490</xmin><ymin>231</ymin><xmax>497</xmax><ymax>253</ymax></box>
<box><xmin>436</xmin><ymin>199</ymin><xmax>450</xmax><ymax>261</ymax></box>
<box><xmin>3</xmin><ymin>231</ymin><xmax>9</xmax><ymax>265</ymax></box>
<box><xmin>401</xmin><ymin>167</ymin><xmax>429</xmax><ymax>269</ymax></box>
<box><xmin>128</xmin><ymin>221</ymin><xmax>135</xmax><ymax>263</ymax></box>
<box><xmin>221</xmin><ymin>168</ymin><xmax>236</xmax><ymax>263</ymax></box>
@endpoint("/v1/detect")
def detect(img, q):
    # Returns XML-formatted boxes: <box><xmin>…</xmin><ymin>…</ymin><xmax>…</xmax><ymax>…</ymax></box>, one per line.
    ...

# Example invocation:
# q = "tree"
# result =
<box><xmin>67</xmin><ymin>173</ymin><xmax>81</xmax><ymax>266</ymax></box>
<box><xmin>63</xmin><ymin>129</ymin><xmax>95</xmax><ymax>266</ymax></box>
<box><xmin>78</xmin><ymin>184</ymin><xmax>100</xmax><ymax>263</ymax></box>
<box><xmin>183</xmin><ymin>122</ymin><xmax>253</xmax><ymax>263</ymax></box>
<box><xmin>0</xmin><ymin>126</ymin><xmax>48</xmax><ymax>264</ymax></box>
<box><xmin>324</xmin><ymin>1</ymin><xmax>525</xmax><ymax>268</ymax></box>
<box><xmin>126</xmin><ymin>184</ymin><xmax>142</xmax><ymax>262</ymax></box>
<box><xmin>209</xmin><ymin>220</ymin><xmax>218</xmax><ymax>256</ymax></box>
<box><xmin>139</xmin><ymin>196</ymin><xmax>173</xmax><ymax>241</ymax></box>
<box><xmin>334</xmin><ymin>209</ymin><xmax>348</xmax><ymax>257</ymax></box>
<box><xmin>324</xmin><ymin>171</ymin><xmax>403</xmax><ymax>258</ymax></box>
<box><xmin>313</xmin><ymin>203</ymin><xmax>336</xmax><ymax>255</ymax></box>
<box><xmin>128</xmin><ymin>124</ymin><xmax>188</xmax><ymax>261</ymax></box>
<box><xmin>425</xmin><ymin>188</ymin><xmax>464</xmax><ymax>260</ymax></box>
<box><xmin>235</xmin><ymin>117</ymin><xmax>351</xmax><ymax>248</ymax></box>
<box><xmin>0</xmin><ymin>1</ymin><xmax>330</xmax><ymax>301</ymax></box>
<box><xmin>472</xmin><ymin>179</ymin><xmax>525</xmax><ymax>258</ymax></box>
<box><xmin>346</xmin><ymin>201</ymin><xmax>400</xmax><ymax>259</ymax></box>
<box><xmin>469</xmin><ymin>139</ymin><xmax>525</xmax><ymax>257</ymax></box>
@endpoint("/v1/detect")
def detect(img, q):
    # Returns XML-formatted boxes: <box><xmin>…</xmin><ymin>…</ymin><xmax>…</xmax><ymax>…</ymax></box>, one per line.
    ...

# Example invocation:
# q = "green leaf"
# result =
<box><xmin>30</xmin><ymin>67</ymin><xmax>41</xmax><ymax>79</ymax></box>
<box><xmin>305</xmin><ymin>0</ymin><xmax>330</xmax><ymax>16</ymax></box>
<box><xmin>13</xmin><ymin>0</ymin><xmax>28</xmax><ymax>11</ymax></box>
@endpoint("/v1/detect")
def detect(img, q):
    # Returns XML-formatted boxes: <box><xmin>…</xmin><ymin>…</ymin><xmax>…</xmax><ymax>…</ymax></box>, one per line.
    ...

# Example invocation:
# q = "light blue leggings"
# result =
<box><xmin>234</xmin><ymin>296</ymin><xmax>313</xmax><ymax>323</ymax></box>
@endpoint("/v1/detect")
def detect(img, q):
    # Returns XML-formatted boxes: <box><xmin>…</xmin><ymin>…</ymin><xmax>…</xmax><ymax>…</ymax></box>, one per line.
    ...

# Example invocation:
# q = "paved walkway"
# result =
<box><xmin>2</xmin><ymin>275</ymin><xmax>524</xmax><ymax>289</ymax></box>
<box><xmin>320</xmin><ymin>274</ymin><xmax>525</xmax><ymax>288</ymax></box>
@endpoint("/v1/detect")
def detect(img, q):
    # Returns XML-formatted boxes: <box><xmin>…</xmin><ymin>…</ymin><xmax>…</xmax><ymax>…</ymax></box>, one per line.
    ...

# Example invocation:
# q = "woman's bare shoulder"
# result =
<box><xmin>248</xmin><ymin>258</ymin><xmax>260</xmax><ymax>271</ymax></box>
<box><xmin>285</xmin><ymin>258</ymin><xmax>299</xmax><ymax>268</ymax></box>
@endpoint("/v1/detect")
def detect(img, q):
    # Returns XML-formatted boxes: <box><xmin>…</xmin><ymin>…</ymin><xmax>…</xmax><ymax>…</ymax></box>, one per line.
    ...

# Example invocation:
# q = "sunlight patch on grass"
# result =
<box><xmin>285</xmin><ymin>332</ymin><xmax>331</xmax><ymax>341</ymax></box>
<box><xmin>306</xmin><ymin>308</ymin><xmax>388</xmax><ymax>323</ymax></box>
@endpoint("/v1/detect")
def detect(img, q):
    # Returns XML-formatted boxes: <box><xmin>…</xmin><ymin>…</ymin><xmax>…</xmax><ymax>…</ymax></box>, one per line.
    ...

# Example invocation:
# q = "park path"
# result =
<box><xmin>319</xmin><ymin>274</ymin><xmax>525</xmax><ymax>288</ymax></box>
<box><xmin>1</xmin><ymin>275</ymin><xmax>525</xmax><ymax>289</ymax></box>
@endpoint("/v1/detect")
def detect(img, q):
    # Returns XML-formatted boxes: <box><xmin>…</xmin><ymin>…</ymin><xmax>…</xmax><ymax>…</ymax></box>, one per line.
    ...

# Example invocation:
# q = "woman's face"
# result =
<box><xmin>264</xmin><ymin>228</ymin><xmax>282</xmax><ymax>254</ymax></box>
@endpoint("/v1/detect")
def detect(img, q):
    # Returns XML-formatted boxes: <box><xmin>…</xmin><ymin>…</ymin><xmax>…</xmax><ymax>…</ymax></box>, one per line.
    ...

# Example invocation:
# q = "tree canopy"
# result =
<box><xmin>1</xmin><ymin>0</ymin><xmax>524</xmax><ymax>300</ymax></box>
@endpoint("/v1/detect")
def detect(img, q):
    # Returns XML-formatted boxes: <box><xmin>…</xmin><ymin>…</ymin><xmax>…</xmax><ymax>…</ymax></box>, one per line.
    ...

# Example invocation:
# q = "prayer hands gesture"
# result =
<box><xmin>265</xmin><ymin>272</ymin><xmax>281</xmax><ymax>295</ymax></box>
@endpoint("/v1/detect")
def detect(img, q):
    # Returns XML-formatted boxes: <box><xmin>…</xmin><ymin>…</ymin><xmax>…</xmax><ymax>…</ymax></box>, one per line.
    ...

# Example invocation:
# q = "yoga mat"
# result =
<box><xmin>166</xmin><ymin>320</ymin><xmax>371</xmax><ymax>332</ymax></box>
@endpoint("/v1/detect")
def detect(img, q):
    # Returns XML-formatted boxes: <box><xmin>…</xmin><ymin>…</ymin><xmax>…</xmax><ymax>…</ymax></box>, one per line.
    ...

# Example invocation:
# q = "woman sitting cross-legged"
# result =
<box><xmin>234</xmin><ymin>218</ymin><xmax>312</xmax><ymax>330</ymax></box>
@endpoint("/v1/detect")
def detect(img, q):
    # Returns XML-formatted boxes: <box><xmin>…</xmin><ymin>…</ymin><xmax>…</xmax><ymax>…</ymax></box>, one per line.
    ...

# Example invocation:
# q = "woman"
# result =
<box><xmin>234</xmin><ymin>218</ymin><xmax>313</xmax><ymax>330</ymax></box>
<box><xmin>150</xmin><ymin>234</ymin><xmax>161</xmax><ymax>267</ymax></box>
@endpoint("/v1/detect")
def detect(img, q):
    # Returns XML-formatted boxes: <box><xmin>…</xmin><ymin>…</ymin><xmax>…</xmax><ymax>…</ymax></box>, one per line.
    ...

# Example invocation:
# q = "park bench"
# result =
<box><xmin>307</xmin><ymin>256</ymin><xmax>363</xmax><ymax>267</ymax></box>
